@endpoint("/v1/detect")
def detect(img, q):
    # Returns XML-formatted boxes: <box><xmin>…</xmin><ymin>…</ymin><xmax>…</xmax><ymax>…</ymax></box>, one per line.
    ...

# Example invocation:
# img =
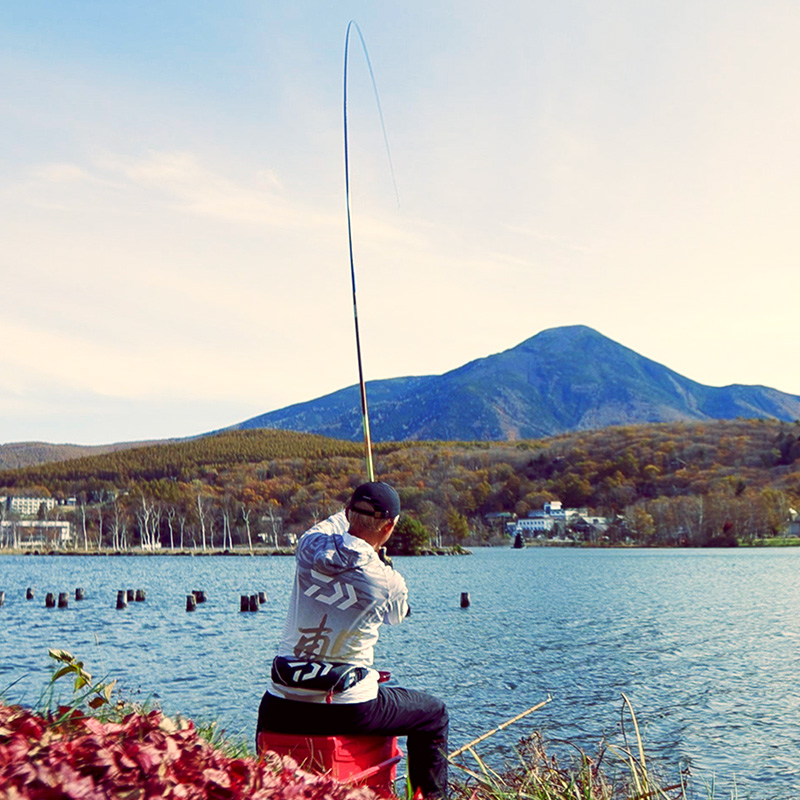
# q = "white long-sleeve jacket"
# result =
<box><xmin>270</xmin><ymin>510</ymin><xmax>408</xmax><ymax>703</ymax></box>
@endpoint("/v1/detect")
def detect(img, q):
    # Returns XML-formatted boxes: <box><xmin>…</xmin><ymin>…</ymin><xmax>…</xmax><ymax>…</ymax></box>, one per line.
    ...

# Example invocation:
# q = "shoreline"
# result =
<box><xmin>2</xmin><ymin>536</ymin><xmax>798</xmax><ymax>557</ymax></box>
<box><xmin>0</xmin><ymin>546</ymin><xmax>472</xmax><ymax>557</ymax></box>
<box><xmin>0</xmin><ymin>547</ymin><xmax>295</xmax><ymax>557</ymax></box>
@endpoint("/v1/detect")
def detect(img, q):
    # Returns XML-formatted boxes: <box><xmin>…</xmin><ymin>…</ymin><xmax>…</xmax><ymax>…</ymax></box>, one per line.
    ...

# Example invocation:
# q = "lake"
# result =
<box><xmin>1</xmin><ymin>546</ymin><xmax>798</xmax><ymax>798</ymax></box>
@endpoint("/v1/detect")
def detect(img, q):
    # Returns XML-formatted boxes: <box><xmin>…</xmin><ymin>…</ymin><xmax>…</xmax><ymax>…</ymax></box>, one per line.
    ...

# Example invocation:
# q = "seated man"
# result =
<box><xmin>257</xmin><ymin>481</ymin><xmax>448</xmax><ymax>798</ymax></box>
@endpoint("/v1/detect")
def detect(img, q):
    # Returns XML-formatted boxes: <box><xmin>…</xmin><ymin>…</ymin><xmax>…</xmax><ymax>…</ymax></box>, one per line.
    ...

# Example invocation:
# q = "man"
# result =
<box><xmin>257</xmin><ymin>481</ymin><xmax>448</xmax><ymax>798</ymax></box>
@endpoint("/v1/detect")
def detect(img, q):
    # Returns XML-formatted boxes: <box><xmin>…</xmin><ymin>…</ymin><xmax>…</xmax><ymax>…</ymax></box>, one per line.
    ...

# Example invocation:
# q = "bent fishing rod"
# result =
<box><xmin>343</xmin><ymin>20</ymin><xmax>398</xmax><ymax>482</ymax></box>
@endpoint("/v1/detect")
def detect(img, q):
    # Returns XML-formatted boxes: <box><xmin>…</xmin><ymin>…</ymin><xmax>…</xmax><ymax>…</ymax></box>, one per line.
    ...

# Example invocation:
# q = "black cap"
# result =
<box><xmin>349</xmin><ymin>482</ymin><xmax>401</xmax><ymax>520</ymax></box>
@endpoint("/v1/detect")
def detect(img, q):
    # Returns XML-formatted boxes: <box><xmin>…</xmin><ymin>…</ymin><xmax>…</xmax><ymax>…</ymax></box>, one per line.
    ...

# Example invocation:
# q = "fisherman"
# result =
<box><xmin>257</xmin><ymin>481</ymin><xmax>449</xmax><ymax>798</ymax></box>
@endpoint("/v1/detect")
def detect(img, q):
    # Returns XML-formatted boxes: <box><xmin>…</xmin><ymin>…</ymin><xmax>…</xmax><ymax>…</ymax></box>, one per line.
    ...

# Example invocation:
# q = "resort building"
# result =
<box><xmin>2</xmin><ymin>495</ymin><xmax>58</xmax><ymax>517</ymax></box>
<box><xmin>514</xmin><ymin>500</ymin><xmax>609</xmax><ymax>539</ymax></box>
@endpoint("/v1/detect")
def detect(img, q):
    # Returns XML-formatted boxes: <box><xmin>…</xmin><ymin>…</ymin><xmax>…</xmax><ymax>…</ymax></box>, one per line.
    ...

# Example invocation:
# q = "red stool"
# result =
<box><xmin>257</xmin><ymin>731</ymin><xmax>403</xmax><ymax>794</ymax></box>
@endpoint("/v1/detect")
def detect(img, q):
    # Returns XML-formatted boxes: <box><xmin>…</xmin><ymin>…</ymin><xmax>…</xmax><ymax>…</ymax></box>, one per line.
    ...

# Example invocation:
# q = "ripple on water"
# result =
<box><xmin>3</xmin><ymin>548</ymin><xmax>800</xmax><ymax>795</ymax></box>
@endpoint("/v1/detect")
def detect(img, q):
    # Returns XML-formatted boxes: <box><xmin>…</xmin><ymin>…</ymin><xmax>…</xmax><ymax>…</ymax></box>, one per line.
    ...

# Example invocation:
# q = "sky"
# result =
<box><xmin>2</xmin><ymin>1</ymin><xmax>799</xmax><ymax>445</ymax></box>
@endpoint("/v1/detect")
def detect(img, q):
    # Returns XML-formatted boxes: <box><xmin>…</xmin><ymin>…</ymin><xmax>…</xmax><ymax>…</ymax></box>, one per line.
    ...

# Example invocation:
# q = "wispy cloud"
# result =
<box><xmin>30</xmin><ymin>150</ymin><xmax>329</xmax><ymax>229</ymax></box>
<box><xmin>25</xmin><ymin>149</ymin><xmax>417</xmax><ymax>248</ymax></box>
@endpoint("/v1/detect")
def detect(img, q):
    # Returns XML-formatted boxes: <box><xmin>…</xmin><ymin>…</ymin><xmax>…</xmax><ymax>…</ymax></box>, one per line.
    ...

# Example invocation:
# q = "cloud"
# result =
<box><xmin>3</xmin><ymin>1</ymin><xmax>800</xmax><ymax>446</ymax></box>
<box><xmin>22</xmin><ymin>149</ymin><xmax>419</xmax><ymax>252</ymax></box>
<box><xmin>33</xmin><ymin>163</ymin><xmax>93</xmax><ymax>183</ymax></box>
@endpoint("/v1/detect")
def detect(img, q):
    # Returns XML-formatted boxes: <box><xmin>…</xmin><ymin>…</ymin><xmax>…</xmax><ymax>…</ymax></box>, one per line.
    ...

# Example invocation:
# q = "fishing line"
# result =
<box><xmin>343</xmin><ymin>20</ymin><xmax>399</xmax><ymax>482</ymax></box>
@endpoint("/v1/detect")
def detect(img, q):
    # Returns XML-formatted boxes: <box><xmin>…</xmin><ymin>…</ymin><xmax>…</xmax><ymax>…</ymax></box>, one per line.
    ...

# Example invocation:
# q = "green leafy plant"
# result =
<box><xmin>45</xmin><ymin>649</ymin><xmax>251</xmax><ymax>757</ymax></box>
<box><xmin>47</xmin><ymin>648</ymin><xmax>119</xmax><ymax>713</ymax></box>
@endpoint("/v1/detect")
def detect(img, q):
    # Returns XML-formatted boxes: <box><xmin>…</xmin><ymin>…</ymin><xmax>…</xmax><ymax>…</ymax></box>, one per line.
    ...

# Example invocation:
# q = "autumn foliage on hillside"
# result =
<box><xmin>1</xmin><ymin>419</ymin><xmax>800</xmax><ymax>548</ymax></box>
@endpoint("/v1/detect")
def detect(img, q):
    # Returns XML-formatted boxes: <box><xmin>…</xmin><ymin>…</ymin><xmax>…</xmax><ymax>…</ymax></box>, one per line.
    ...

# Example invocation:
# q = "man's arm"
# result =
<box><xmin>298</xmin><ymin>509</ymin><xmax>348</xmax><ymax>541</ymax></box>
<box><xmin>383</xmin><ymin>570</ymin><xmax>409</xmax><ymax>625</ymax></box>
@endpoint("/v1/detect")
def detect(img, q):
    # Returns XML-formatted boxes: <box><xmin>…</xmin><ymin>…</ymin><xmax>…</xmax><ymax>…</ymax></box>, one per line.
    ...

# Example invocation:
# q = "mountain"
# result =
<box><xmin>230</xmin><ymin>326</ymin><xmax>800</xmax><ymax>441</ymax></box>
<box><xmin>0</xmin><ymin>440</ymin><xmax>176</xmax><ymax>471</ymax></box>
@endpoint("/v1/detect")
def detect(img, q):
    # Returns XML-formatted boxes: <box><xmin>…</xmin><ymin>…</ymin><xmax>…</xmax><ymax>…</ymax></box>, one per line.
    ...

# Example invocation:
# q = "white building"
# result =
<box><xmin>4</xmin><ymin>496</ymin><xmax>58</xmax><ymax>517</ymax></box>
<box><xmin>515</xmin><ymin>500</ymin><xmax>608</xmax><ymax>538</ymax></box>
<box><xmin>0</xmin><ymin>520</ymin><xmax>72</xmax><ymax>547</ymax></box>
<box><xmin>515</xmin><ymin>516</ymin><xmax>555</xmax><ymax>534</ymax></box>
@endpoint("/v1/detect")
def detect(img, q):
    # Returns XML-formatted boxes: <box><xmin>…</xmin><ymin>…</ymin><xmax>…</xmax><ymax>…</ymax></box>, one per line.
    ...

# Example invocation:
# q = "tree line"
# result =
<box><xmin>1</xmin><ymin>419</ymin><xmax>799</xmax><ymax>551</ymax></box>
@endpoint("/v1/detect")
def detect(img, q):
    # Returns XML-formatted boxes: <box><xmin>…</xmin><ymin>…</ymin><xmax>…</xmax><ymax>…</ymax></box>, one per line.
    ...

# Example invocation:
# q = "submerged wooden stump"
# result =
<box><xmin>45</xmin><ymin>592</ymin><xmax>56</xmax><ymax>608</ymax></box>
<box><xmin>460</xmin><ymin>592</ymin><xmax>471</xmax><ymax>608</ymax></box>
<box><xmin>0</xmin><ymin>591</ymin><xmax>5</xmax><ymax>607</ymax></box>
<box><xmin>240</xmin><ymin>595</ymin><xmax>249</xmax><ymax>612</ymax></box>
<box><xmin>134</xmin><ymin>589</ymin><xmax>146</xmax><ymax>602</ymax></box>
<box><xmin>192</xmin><ymin>590</ymin><xmax>206</xmax><ymax>603</ymax></box>
<box><xmin>116</xmin><ymin>590</ymin><xmax>127</xmax><ymax>609</ymax></box>
<box><xmin>75</xmin><ymin>588</ymin><xmax>85</xmax><ymax>601</ymax></box>
<box><xmin>58</xmin><ymin>592</ymin><xmax>68</xmax><ymax>609</ymax></box>
<box><xmin>258</xmin><ymin>591</ymin><xmax>267</xmax><ymax>604</ymax></box>
<box><xmin>186</xmin><ymin>594</ymin><xmax>197</xmax><ymax>612</ymax></box>
<box><xmin>249</xmin><ymin>594</ymin><xmax>259</xmax><ymax>612</ymax></box>
<box><xmin>26</xmin><ymin>587</ymin><xmax>34</xmax><ymax>600</ymax></box>
<box><xmin>126</xmin><ymin>589</ymin><xmax>134</xmax><ymax>602</ymax></box>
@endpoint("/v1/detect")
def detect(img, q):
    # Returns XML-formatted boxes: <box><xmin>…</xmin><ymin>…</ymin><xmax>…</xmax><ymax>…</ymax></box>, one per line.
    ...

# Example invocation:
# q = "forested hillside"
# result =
<box><xmin>1</xmin><ymin>419</ymin><xmax>799</xmax><ymax>550</ymax></box>
<box><xmin>0</xmin><ymin>440</ymin><xmax>165</xmax><ymax>471</ymax></box>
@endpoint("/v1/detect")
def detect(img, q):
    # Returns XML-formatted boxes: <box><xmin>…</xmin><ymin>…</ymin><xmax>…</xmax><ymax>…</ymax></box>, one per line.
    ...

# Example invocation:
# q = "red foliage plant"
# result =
<box><xmin>0</xmin><ymin>703</ymin><xmax>382</xmax><ymax>800</ymax></box>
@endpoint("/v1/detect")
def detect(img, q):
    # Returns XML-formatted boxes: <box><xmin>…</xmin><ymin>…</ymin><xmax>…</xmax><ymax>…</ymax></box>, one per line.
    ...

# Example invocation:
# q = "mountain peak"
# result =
<box><xmin>231</xmin><ymin>326</ymin><xmax>800</xmax><ymax>441</ymax></box>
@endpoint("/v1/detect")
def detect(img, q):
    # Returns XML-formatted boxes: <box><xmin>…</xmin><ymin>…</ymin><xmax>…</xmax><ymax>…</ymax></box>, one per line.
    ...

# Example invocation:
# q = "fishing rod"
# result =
<box><xmin>342</xmin><ymin>20</ymin><xmax>398</xmax><ymax>482</ymax></box>
<box><xmin>448</xmin><ymin>696</ymin><xmax>553</xmax><ymax>759</ymax></box>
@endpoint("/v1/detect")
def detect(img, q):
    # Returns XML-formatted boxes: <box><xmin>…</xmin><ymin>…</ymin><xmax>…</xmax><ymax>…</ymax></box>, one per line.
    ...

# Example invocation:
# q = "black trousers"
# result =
<box><xmin>257</xmin><ymin>685</ymin><xmax>449</xmax><ymax>798</ymax></box>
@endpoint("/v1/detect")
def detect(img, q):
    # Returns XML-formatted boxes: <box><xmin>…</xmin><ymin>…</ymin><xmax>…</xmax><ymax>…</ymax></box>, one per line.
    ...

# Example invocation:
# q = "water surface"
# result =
<box><xmin>1</xmin><ymin>547</ymin><xmax>798</xmax><ymax>798</ymax></box>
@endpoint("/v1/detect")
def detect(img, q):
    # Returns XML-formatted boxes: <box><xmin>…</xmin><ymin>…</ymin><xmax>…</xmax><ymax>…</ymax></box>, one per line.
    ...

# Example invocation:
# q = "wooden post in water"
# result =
<box><xmin>116</xmin><ymin>590</ymin><xmax>127</xmax><ymax>609</ymax></box>
<box><xmin>460</xmin><ymin>592</ymin><xmax>471</xmax><ymax>608</ymax></box>
<box><xmin>240</xmin><ymin>595</ymin><xmax>249</xmax><ymax>612</ymax></box>
<box><xmin>186</xmin><ymin>594</ymin><xmax>197</xmax><ymax>612</ymax></box>
<box><xmin>135</xmin><ymin>589</ymin><xmax>146</xmax><ymax>602</ymax></box>
<box><xmin>258</xmin><ymin>591</ymin><xmax>267</xmax><ymax>604</ymax></box>
<box><xmin>0</xmin><ymin>591</ymin><xmax>5</xmax><ymax>607</ymax></box>
<box><xmin>26</xmin><ymin>587</ymin><xmax>34</xmax><ymax>600</ymax></box>
<box><xmin>192</xmin><ymin>590</ymin><xmax>206</xmax><ymax>603</ymax></box>
<box><xmin>126</xmin><ymin>589</ymin><xmax>134</xmax><ymax>602</ymax></box>
<box><xmin>45</xmin><ymin>592</ymin><xmax>56</xmax><ymax>608</ymax></box>
<box><xmin>58</xmin><ymin>592</ymin><xmax>68</xmax><ymax>609</ymax></box>
<box><xmin>249</xmin><ymin>594</ymin><xmax>259</xmax><ymax>612</ymax></box>
<box><xmin>75</xmin><ymin>588</ymin><xmax>85</xmax><ymax>601</ymax></box>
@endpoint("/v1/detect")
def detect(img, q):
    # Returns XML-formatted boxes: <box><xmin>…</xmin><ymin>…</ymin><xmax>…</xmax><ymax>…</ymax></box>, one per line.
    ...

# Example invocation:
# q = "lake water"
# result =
<box><xmin>1</xmin><ymin>547</ymin><xmax>799</xmax><ymax>798</ymax></box>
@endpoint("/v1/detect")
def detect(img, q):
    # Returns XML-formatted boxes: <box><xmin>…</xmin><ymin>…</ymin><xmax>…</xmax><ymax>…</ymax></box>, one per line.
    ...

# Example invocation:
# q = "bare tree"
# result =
<box><xmin>95</xmin><ymin>504</ymin><xmax>104</xmax><ymax>552</ymax></box>
<box><xmin>78</xmin><ymin>495</ymin><xmax>89</xmax><ymax>551</ymax></box>
<box><xmin>678</xmin><ymin>495</ymin><xmax>704</xmax><ymax>545</ymax></box>
<box><xmin>136</xmin><ymin>494</ymin><xmax>152</xmax><ymax>551</ymax></box>
<box><xmin>195</xmin><ymin>492</ymin><xmax>210</xmax><ymax>551</ymax></box>
<box><xmin>208</xmin><ymin>513</ymin><xmax>217</xmax><ymax>550</ymax></box>
<box><xmin>166</xmin><ymin>506</ymin><xmax>176</xmax><ymax>550</ymax></box>
<box><xmin>179</xmin><ymin>509</ymin><xmax>188</xmax><ymax>550</ymax></box>
<box><xmin>241</xmin><ymin>503</ymin><xmax>254</xmax><ymax>552</ymax></box>
<box><xmin>267</xmin><ymin>500</ymin><xmax>283</xmax><ymax>549</ymax></box>
<box><xmin>110</xmin><ymin>498</ymin><xmax>122</xmax><ymax>551</ymax></box>
<box><xmin>149</xmin><ymin>505</ymin><xmax>162</xmax><ymax>550</ymax></box>
<box><xmin>220</xmin><ymin>498</ymin><xmax>234</xmax><ymax>551</ymax></box>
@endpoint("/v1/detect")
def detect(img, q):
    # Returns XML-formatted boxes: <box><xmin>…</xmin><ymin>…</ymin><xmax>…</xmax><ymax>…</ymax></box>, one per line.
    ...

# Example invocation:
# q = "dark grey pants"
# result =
<box><xmin>257</xmin><ymin>685</ymin><xmax>449</xmax><ymax>797</ymax></box>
